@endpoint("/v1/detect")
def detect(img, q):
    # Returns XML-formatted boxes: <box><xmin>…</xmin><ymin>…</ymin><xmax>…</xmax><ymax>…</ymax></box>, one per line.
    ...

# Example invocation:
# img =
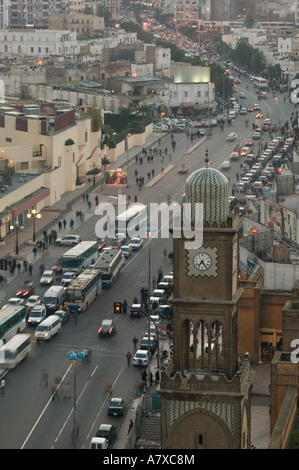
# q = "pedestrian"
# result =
<box><xmin>32</xmin><ymin>246</ymin><xmax>37</xmax><ymax>258</ymax></box>
<box><xmin>28</xmin><ymin>263</ymin><xmax>33</xmax><ymax>276</ymax></box>
<box><xmin>134</xmin><ymin>194</ymin><xmax>137</xmax><ymax>203</ymax></box>
<box><xmin>17</xmin><ymin>262</ymin><xmax>21</xmax><ymax>274</ymax></box>
<box><xmin>152</xmin><ymin>276</ymin><xmax>157</xmax><ymax>290</ymax></box>
<box><xmin>157</xmin><ymin>267</ymin><xmax>163</xmax><ymax>283</ymax></box>
<box><xmin>152</xmin><ymin>169</ymin><xmax>155</xmax><ymax>177</ymax></box>
<box><xmin>23</xmin><ymin>260</ymin><xmax>28</xmax><ymax>271</ymax></box>
<box><xmin>86</xmin><ymin>193</ymin><xmax>89</xmax><ymax>203</ymax></box>
<box><xmin>63</xmin><ymin>219</ymin><xmax>67</xmax><ymax>229</ymax></box>
<box><xmin>0</xmin><ymin>378</ymin><xmax>5</xmax><ymax>394</ymax></box>
<box><xmin>141</xmin><ymin>370</ymin><xmax>147</xmax><ymax>382</ymax></box>
<box><xmin>70</xmin><ymin>219</ymin><xmax>74</xmax><ymax>230</ymax></box>
<box><xmin>128</xmin><ymin>419</ymin><xmax>133</xmax><ymax>434</ymax></box>
<box><xmin>88</xmin><ymin>200</ymin><xmax>91</xmax><ymax>209</ymax></box>
<box><xmin>163</xmin><ymin>248</ymin><xmax>167</xmax><ymax>261</ymax></box>
<box><xmin>40</xmin><ymin>369</ymin><xmax>48</xmax><ymax>386</ymax></box>
<box><xmin>58</xmin><ymin>221</ymin><xmax>62</xmax><ymax>230</ymax></box>
<box><xmin>155</xmin><ymin>370</ymin><xmax>160</xmax><ymax>385</ymax></box>
<box><xmin>122</xmin><ymin>299</ymin><xmax>127</xmax><ymax>314</ymax></box>
<box><xmin>133</xmin><ymin>336</ymin><xmax>138</xmax><ymax>352</ymax></box>
<box><xmin>147</xmin><ymin>171</ymin><xmax>151</xmax><ymax>180</ymax></box>
<box><xmin>126</xmin><ymin>351</ymin><xmax>131</xmax><ymax>366</ymax></box>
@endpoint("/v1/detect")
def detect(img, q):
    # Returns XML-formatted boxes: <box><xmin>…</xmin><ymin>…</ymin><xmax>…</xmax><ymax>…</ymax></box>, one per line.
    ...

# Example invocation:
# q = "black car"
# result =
<box><xmin>154</xmin><ymin>304</ymin><xmax>173</xmax><ymax>319</ymax></box>
<box><xmin>129</xmin><ymin>304</ymin><xmax>144</xmax><ymax>319</ymax></box>
<box><xmin>140</xmin><ymin>336</ymin><xmax>157</xmax><ymax>356</ymax></box>
<box><xmin>108</xmin><ymin>398</ymin><xmax>125</xmax><ymax>416</ymax></box>
<box><xmin>96</xmin><ymin>424</ymin><xmax>117</xmax><ymax>445</ymax></box>
<box><xmin>54</xmin><ymin>309</ymin><xmax>69</xmax><ymax>324</ymax></box>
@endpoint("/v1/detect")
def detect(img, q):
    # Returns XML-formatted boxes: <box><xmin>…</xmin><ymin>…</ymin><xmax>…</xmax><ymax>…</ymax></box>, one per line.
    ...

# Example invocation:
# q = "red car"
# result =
<box><xmin>178</xmin><ymin>163</ymin><xmax>188</xmax><ymax>174</ymax></box>
<box><xmin>244</xmin><ymin>140</ymin><xmax>253</xmax><ymax>147</ymax></box>
<box><xmin>51</xmin><ymin>263</ymin><xmax>62</xmax><ymax>274</ymax></box>
<box><xmin>16</xmin><ymin>281</ymin><xmax>35</xmax><ymax>297</ymax></box>
<box><xmin>261</xmin><ymin>125</ymin><xmax>268</xmax><ymax>131</ymax></box>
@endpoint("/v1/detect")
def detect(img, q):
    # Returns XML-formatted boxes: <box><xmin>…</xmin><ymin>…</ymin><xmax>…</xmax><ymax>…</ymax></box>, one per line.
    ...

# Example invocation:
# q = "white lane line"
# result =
<box><xmin>21</xmin><ymin>364</ymin><xmax>73</xmax><ymax>449</ymax></box>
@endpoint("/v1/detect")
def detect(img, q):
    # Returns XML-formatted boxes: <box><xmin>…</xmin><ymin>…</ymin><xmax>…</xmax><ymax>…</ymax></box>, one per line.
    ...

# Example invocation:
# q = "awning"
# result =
<box><xmin>9</xmin><ymin>187</ymin><xmax>50</xmax><ymax>218</ymax></box>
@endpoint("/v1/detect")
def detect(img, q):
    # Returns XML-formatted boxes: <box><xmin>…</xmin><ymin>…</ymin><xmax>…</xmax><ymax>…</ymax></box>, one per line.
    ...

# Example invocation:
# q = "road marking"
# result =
<box><xmin>21</xmin><ymin>364</ymin><xmax>73</xmax><ymax>449</ymax></box>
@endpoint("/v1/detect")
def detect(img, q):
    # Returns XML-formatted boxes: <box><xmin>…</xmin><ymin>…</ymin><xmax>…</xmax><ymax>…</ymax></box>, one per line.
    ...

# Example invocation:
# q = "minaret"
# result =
<box><xmin>158</xmin><ymin>155</ymin><xmax>255</xmax><ymax>449</ymax></box>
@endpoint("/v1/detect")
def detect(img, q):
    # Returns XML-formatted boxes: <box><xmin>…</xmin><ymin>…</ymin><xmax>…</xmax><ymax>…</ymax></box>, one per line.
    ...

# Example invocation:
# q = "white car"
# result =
<box><xmin>40</xmin><ymin>270</ymin><xmax>55</xmax><ymax>285</ymax></box>
<box><xmin>26</xmin><ymin>295</ymin><xmax>41</xmax><ymax>309</ymax></box>
<box><xmin>55</xmin><ymin>234</ymin><xmax>81</xmax><ymax>246</ymax></box>
<box><xmin>132</xmin><ymin>350</ymin><xmax>149</xmax><ymax>366</ymax></box>
<box><xmin>221</xmin><ymin>160</ymin><xmax>231</xmax><ymax>170</ymax></box>
<box><xmin>62</xmin><ymin>272</ymin><xmax>76</xmax><ymax>287</ymax></box>
<box><xmin>3</xmin><ymin>297</ymin><xmax>24</xmax><ymax>308</ymax></box>
<box><xmin>27</xmin><ymin>305</ymin><xmax>47</xmax><ymax>326</ymax></box>
<box><xmin>128</xmin><ymin>237</ymin><xmax>143</xmax><ymax>250</ymax></box>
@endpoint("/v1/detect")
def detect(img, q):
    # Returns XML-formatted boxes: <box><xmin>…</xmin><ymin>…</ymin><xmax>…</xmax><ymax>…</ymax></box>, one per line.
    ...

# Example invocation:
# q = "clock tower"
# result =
<box><xmin>159</xmin><ymin>158</ymin><xmax>254</xmax><ymax>449</ymax></box>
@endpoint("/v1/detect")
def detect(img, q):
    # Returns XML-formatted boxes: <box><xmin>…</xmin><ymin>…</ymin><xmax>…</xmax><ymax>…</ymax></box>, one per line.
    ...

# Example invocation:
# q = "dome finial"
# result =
<box><xmin>205</xmin><ymin>147</ymin><xmax>209</xmax><ymax>167</ymax></box>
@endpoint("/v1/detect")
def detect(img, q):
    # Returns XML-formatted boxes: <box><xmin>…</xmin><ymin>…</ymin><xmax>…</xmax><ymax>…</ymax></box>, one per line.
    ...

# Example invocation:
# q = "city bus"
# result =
<box><xmin>115</xmin><ymin>204</ymin><xmax>148</xmax><ymax>236</ymax></box>
<box><xmin>91</xmin><ymin>248</ymin><xmax>123</xmax><ymax>288</ymax></box>
<box><xmin>61</xmin><ymin>241</ymin><xmax>98</xmax><ymax>273</ymax></box>
<box><xmin>253</xmin><ymin>77</ymin><xmax>268</xmax><ymax>91</ymax></box>
<box><xmin>64</xmin><ymin>268</ymin><xmax>102</xmax><ymax>313</ymax></box>
<box><xmin>0</xmin><ymin>305</ymin><xmax>26</xmax><ymax>346</ymax></box>
<box><xmin>0</xmin><ymin>333</ymin><xmax>32</xmax><ymax>370</ymax></box>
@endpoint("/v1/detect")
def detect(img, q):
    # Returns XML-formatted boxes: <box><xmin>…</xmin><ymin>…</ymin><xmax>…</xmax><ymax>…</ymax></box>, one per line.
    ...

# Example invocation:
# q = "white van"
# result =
<box><xmin>162</xmin><ymin>274</ymin><xmax>173</xmax><ymax>287</ymax></box>
<box><xmin>35</xmin><ymin>315</ymin><xmax>61</xmax><ymax>341</ymax></box>
<box><xmin>90</xmin><ymin>437</ymin><xmax>109</xmax><ymax>449</ymax></box>
<box><xmin>43</xmin><ymin>286</ymin><xmax>65</xmax><ymax>311</ymax></box>
<box><xmin>229</xmin><ymin>110</ymin><xmax>237</xmax><ymax>119</ymax></box>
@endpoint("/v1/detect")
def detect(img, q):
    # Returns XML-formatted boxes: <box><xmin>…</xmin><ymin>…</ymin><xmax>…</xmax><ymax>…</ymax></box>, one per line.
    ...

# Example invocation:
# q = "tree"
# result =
<box><xmin>86</xmin><ymin>107</ymin><xmax>102</xmax><ymax>132</ymax></box>
<box><xmin>250</xmin><ymin>50</ymin><xmax>266</xmax><ymax>74</ymax></box>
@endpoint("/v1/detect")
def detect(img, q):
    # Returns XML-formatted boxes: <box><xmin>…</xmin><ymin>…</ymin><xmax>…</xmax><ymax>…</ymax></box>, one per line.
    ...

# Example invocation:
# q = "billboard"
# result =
<box><xmin>174</xmin><ymin>66</ymin><xmax>210</xmax><ymax>84</ymax></box>
<box><xmin>104</xmin><ymin>169</ymin><xmax>127</xmax><ymax>188</ymax></box>
<box><xmin>265</xmin><ymin>199</ymin><xmax>296</xmax><ymax>242</ymax></box>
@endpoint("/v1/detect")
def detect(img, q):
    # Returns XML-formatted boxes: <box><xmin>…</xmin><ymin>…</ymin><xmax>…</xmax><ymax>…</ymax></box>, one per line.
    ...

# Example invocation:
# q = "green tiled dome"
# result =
<box><xmin>185</xmin><ymin>162</ymin><xmax>229</xmax><ymax>224</ymax></box>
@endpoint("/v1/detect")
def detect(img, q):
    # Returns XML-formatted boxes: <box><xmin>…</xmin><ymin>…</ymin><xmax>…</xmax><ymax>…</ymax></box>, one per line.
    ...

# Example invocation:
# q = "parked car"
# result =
<box><xmin>98</xmin><ymin>319</ymin><xmax>115</xmax><ymax>336</ymax></box>
<box><xmin>128</xmin><ymin>237</ymin><xmax>143</xmax><ymax>250</ymax></box>
<box><xmin>40</xmin><ymin>270</ymin><xmax>55</xmax><ymax>286</ymax></box>
<box><xmin>96</xmin><ymin>424</ymin><xmax>117</xmax><ymax>446</ymax></box>
<box><xmin>108</xmin><ymin>398</ymin><xmax>125</xmax><ymax>416</ymax></box>
<box><xmin>55</xmin><ymin>235</ymin><xmax>81</xmax><ymax>246</ymax></box>
<box><xmin>140</xmin><ymin>336</ymin><xmax>157</xmax><ymax>356</ymax></box>
<box><xmin>154</xmin><ymin>304</ymin><xmax>173</xmax><ymax>319</ymax></box>
<box><xmin>133</xmin><ymin>349</ymin><xmax>149</xmax><ymax>366</ymax></box>
<box><xmin>16</xmin><ymin>281</ymin><xmax>35</xmax><ymax>297</ymax></box>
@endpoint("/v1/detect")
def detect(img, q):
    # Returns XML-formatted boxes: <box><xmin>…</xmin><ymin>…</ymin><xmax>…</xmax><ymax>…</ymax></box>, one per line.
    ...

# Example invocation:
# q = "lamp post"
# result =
<box><xmin>27</xmin><ymin>209</ymin><xmax>41</xmax><ymax>243</ymax></box>
<box><xmin>146</xmin><ymin>227</ymin><xmax>151</xmax><ymax>390</ymax></box>
<box><xmin>10</xmin><ymin>220</ymin><xmax>20</xmax><ymax>255</ymax></box>
<box><xmin>67</xmin><ymin>351</ymin><xmax>85</xmax><ymax>449</ymax></box>
<box><xmin>274</xmin><ymin>97</ymin><xmax>279</xmax><ymax>133</ymax></box>
<box><xmin>160</xmin><ymin>112</ymin><xmax>165</xmax><ymax>138</ymax></box>
<box><xmin>126</xmin><ymin>133</ymin><xmax>131</xmax><ymax>199</ymax></box>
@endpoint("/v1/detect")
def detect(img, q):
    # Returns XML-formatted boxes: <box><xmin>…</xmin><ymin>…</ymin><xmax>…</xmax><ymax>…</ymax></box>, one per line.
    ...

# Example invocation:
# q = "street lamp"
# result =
<box><xmin>126</xmin><ymin>133</ymin><xmax>131</xmax><ymax>200</ymax></box>
<box><xmin>274</xmin><ymin>97</ymin><xmax>279</xmax><ymax>132</ymax></box>
<box><xmin>27</xmin><ymin>209</ymin><xmax>41</xmax><ymax>243</ymax></box>
<box><xmin>10</xmin><ymin>220</ymin><xmax>20</xmax><ymax>255</ymax></box>
<box><xmin>67</xmin><ymin>351</ymin><xmax>85</xmax><ymax>449</ymax></box>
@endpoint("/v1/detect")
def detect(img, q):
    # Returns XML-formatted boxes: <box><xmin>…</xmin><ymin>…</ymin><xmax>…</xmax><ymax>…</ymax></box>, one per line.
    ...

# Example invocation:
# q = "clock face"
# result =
<box><xmin>186</xmin><ymin>246</ymin><xmax>219</xmax><ymax>278</ymax></box>
<box><xmin>194</xmin><ymin>253</ymin><xmax>212</xmax><ymax>271</ymax></box>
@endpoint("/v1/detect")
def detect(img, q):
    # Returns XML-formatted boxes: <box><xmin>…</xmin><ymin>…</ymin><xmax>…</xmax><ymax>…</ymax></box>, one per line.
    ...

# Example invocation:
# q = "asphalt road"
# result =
<box><xmin>0</xmin><ymin>77</ymin><xmax>293</xmax><ymax>449</ymax></box>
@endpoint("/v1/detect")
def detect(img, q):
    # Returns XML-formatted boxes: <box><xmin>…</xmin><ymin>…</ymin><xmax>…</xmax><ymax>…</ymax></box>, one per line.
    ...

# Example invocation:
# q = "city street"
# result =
<box><xmin>0</xmin><ymin>75</ymin><xmax>290</xmax><ymax>449</ymax></box>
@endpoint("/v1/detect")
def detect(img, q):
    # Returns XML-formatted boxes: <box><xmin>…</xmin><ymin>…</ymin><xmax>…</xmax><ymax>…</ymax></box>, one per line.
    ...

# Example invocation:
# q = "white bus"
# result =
<box><xmin>0</xmin><ymin>334</ymin><xmax>32</xmax><ymax>369</ymax></box>
<box><xmin>115</xmin><ymin>204</ymin><xmax>148</xmax><ymax>235</ymax></box>
<box><xmin>91</xmin><ymin>248</ymin><xmax>123</xmax><ymax>288</ymax></box>
<box><xmin>0</xmin><ymin>305</ymin><xmax>26</xmax><ymax>346</ymax></box>
<box><xmin>64</xmin><ymin>268</ymin><xmax>102</xmax><ymax>312</ymax></box>
<box><xmin>62</xmin><ymin>241</ymin><xmax>98</xmax><ymax>273</ymax></box>
<box><xmin>253</xmin><ymin>77</ymin><xmax>268</xmax><ymax>91</ymax></box>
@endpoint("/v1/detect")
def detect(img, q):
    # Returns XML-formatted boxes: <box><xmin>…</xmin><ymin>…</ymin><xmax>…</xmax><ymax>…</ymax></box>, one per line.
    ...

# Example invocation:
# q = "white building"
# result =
<box><xmin>0</xmin><ymin>30</ymin><xmax>79</xmax><ymax>58</ymax></box>
<box><xmin>0</xmin><ymin>0</ymin><xmax>10</xmax><ymax>29</ymax></box>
